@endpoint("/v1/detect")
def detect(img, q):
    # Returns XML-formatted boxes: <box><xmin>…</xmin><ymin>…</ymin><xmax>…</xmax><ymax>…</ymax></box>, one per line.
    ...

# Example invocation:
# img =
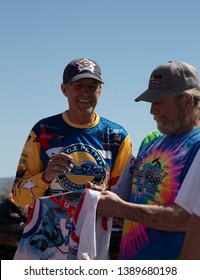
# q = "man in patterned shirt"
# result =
<box><xmin>95</xmin><ymin>61</ymin><xmax>200</xmax><ymax>260</ymax></box>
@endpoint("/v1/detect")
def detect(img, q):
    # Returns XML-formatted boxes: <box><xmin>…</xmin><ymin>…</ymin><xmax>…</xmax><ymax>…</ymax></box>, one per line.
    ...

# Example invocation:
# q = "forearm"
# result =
<box><xmin>12</xmin><ymin>172</ymin><xmax>49</xmax><ymax>207</ymax></box>
<box><xmin>12</xmin><ymin>132</ymin><xmax>49</xmax><ymax>207</ymax></box>
<box><xmin>120</xmin><ymin>202</ymin><xmax>191</xmax><ymax>231</ymax></box>
<box><xmin>181</xmin><ymin>213</ymin><xmax>200</xmax><ymax>259</ymax></box>
<box><xmin>97</xmin><ymin>191</ymin><xmax>190</xmax><ymax>231</ymax></box>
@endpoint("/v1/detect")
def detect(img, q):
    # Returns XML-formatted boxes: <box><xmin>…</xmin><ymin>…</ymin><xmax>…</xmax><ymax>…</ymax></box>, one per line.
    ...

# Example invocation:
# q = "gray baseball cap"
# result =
<box><xmin>135</xmin><ymin>61</ymin><xmax>200</xmax><ymax>102</ymax></box>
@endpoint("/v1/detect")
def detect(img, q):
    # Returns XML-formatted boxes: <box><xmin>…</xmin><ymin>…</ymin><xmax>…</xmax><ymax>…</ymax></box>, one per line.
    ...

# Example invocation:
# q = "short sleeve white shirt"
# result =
<box><xmin>175</xmin><ymin>149</ymin><xmax>200</xmax><ymax>216</ymax></box>
<box><xmin>193</xmin><ymin>192</ymin><xmax>200</xmax><ymax>217</ymax></box>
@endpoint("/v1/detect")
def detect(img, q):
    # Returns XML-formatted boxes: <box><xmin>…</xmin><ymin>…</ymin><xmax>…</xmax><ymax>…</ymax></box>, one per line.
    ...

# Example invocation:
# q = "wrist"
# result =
<box><xmin>120</xmin><ymin>201</ymin><xmax>131</xmax><ymax>220</ymax></box>
<box><xmin>41</xmin><ymin>171</ymin><xmax>52</xmax><ymax>184</ymax></box>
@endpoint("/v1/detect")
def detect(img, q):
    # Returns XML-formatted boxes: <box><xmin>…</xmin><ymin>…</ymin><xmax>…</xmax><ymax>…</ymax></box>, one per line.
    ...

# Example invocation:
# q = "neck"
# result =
<box><xmin>170</xmin><ymin>120</ymin><xmax>200</xmax><ymax>136</ymax></box>
<box><xmin>66</xmin><ymin>110</ymin><xmax>96</xmax><ymax>125</ymax></box>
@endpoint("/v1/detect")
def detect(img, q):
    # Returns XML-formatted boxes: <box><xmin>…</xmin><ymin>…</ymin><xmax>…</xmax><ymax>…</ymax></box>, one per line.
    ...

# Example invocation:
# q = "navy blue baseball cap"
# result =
<box><xmin>63</xmin><ymin>58</ymin><xmax>104</xmax><ymax>84</ymax></box>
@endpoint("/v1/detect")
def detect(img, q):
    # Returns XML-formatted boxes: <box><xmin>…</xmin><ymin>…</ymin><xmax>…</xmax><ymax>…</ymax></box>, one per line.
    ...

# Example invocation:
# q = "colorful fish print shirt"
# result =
<box><xmin>120</xmin><ymin>128</ymin><xmax>200</xmax><ymax>260</ymax></box>
<box><xmin>12</xmin><ymin>112</ymin><xmax>132</xmax><ymax>207</ymax></box>
<box><xmin>14</xmin><ymin>189</ymin><xmax>112</xmax><ymax>260</ymax></box>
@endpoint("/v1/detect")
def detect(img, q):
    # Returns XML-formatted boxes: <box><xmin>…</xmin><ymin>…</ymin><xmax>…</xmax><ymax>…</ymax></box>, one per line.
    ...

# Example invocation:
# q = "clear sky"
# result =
<box><xmin>1</xmin><ymin>0</ymin><xmax>200</xmax><ymax>178</ymax></box>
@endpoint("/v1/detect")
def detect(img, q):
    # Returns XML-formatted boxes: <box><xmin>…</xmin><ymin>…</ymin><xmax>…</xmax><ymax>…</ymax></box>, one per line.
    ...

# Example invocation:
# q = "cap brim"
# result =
<box><xmin>135</xmin><ymin>89</ymin><xmax>172</xmax><ymax>102</ymax></box>
<box><xmin>69</xmin><ymin>73</ymin><xmax>104</xmax><ymax>84</ymax></box>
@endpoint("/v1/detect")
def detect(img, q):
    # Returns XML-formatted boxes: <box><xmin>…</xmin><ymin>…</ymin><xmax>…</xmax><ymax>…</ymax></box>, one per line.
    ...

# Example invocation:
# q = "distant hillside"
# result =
<box><xmin>0</xmin><ymin>177</ymin><xmax>14</xmax><ymax>197</ymax></box>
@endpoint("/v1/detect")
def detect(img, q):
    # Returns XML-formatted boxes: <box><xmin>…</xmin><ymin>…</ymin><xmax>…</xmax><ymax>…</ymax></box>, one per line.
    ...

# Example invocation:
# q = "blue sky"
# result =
<box><xmin>1</xmin><ymin>0</ymin><xmax>200</xmax><ymax>177</ymax></box>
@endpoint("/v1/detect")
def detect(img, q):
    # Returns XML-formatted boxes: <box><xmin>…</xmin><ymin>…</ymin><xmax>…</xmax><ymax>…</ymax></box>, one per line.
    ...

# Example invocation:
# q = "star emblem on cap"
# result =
<box><xmin>76</xmin><ymin>58</ymin><xmax>95</xmax><ymax>73</ymax></box>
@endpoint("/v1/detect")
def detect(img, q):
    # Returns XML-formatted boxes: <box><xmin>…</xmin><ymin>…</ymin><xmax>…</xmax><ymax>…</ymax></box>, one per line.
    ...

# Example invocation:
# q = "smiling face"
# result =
<box><xmin>61</xmin><ymin>78</ymin><xmax>102</xmax><ymax>124</ymax></box>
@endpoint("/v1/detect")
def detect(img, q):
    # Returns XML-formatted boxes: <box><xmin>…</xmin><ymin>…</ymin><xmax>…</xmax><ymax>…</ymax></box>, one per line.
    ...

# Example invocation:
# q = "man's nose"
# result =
<box><xmin>150</xmin><ymin>102</ymin><xmax>158</xmax><ymax>115</ymax></box>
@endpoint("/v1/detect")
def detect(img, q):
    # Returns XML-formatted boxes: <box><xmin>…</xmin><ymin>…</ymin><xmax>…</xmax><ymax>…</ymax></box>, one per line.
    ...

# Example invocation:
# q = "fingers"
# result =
<box><xmin>44</xmin><ymin>153</ymin><xmax>74</xmax><ymax>182</ymax></box>
<box><xmin>51</xmin><ymin>153</ymin><xmax>73</xmax><ymax>167</ymax></box>
<box><xmin>85</xmin><ymin>181</ymin><xmax>93</xmax><ymax>188</ymax></box>
<box><xmin>85</xmin><ymin>181</ymin><xmax>103</xmax><ymax>192</ymax></box>
<box><xmin>51</xmin><ymin>153</ymin><xmax>73</xmax><ymax>171</ymax></box>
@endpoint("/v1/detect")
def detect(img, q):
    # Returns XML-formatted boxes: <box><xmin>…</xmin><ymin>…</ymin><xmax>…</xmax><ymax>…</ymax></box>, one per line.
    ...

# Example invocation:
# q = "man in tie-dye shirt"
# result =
<box><xmin>95</xmin><ymin>61</ymin><xmax>200</xmax><ymax>259</ymax></box>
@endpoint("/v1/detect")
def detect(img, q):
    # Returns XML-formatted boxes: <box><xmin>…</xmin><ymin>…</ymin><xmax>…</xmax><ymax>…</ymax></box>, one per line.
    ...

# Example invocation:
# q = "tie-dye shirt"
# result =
<box><xmin>120</xmin><ymin>128</ymin><xmax>200</xmax><ymax>260</ymax></box>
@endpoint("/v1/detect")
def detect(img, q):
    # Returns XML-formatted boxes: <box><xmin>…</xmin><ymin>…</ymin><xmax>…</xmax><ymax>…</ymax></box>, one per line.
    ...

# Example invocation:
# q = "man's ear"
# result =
<box><xmin>61</xmin><ymin>83</ymin><xmax>68</xmax><ymax>97</ymax></box>
<box><xmin>184</xmin><ymin>92</ymin><xmax>194</xmax><ymax>107</ymax></box>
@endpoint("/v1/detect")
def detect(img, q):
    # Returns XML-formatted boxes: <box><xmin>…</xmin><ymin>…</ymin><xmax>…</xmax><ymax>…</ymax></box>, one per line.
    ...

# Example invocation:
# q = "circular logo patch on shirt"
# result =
<box><xmin>57</xmin><ymin>143</ymin><xmax>106</xmax><ymax>191</ymax></box>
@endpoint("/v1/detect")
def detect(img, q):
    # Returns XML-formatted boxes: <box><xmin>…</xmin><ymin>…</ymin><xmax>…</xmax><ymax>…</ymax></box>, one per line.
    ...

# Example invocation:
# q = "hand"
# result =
<box><xmin>97</xmin><ymin>190</ymin><xmax>124</xmax><ymax>218</ymax></box>
<box><xmin>85</xmin><ymin>181</ymin><xmax>103</xmax><ymax>192</ymax></box>
<box><xmin>42</xmin><ymin>153</ymin><xmax>74</xmax><ymax>182</ymax></box>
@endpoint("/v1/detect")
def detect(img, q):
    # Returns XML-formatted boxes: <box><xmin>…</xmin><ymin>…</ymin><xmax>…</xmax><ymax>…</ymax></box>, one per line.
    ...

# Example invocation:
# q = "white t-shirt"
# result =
<box><xmin>193</xmin><ymin>192</ymin><xmax>200</xmax><ymax>217</ymax></box>
<box><xmin>175</xmin><ymin>149</ymin><xmax>200</xmax><ymax>216</ymax></box>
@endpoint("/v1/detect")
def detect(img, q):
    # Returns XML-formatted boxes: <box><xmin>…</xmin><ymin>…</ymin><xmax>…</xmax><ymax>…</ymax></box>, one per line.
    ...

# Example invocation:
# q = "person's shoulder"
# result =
<box><xmin>99</xmin><ymin>116</ymin><xmax>127</xmax><ymax>130</ymax></box>
<box><xmin>139</xmin><ymin>130</ymin><xmax>163</xmax><ymax>149</ymax></box>
<box><xmin>143</xmin><ymin>130</ymin><xmax>163</xmax><ymax>143</ymax></box>
<box><xmin>33</xmin><ymin>113</ymin><xmax>63</xmax><ymax>127</ymax></box>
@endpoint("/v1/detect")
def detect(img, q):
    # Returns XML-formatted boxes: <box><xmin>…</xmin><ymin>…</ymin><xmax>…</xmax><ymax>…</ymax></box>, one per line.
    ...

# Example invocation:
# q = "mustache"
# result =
<box><xmin>153</xmin><ymin>115</ymin><xmax>167</xmax><ymax>122</ymax></box>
